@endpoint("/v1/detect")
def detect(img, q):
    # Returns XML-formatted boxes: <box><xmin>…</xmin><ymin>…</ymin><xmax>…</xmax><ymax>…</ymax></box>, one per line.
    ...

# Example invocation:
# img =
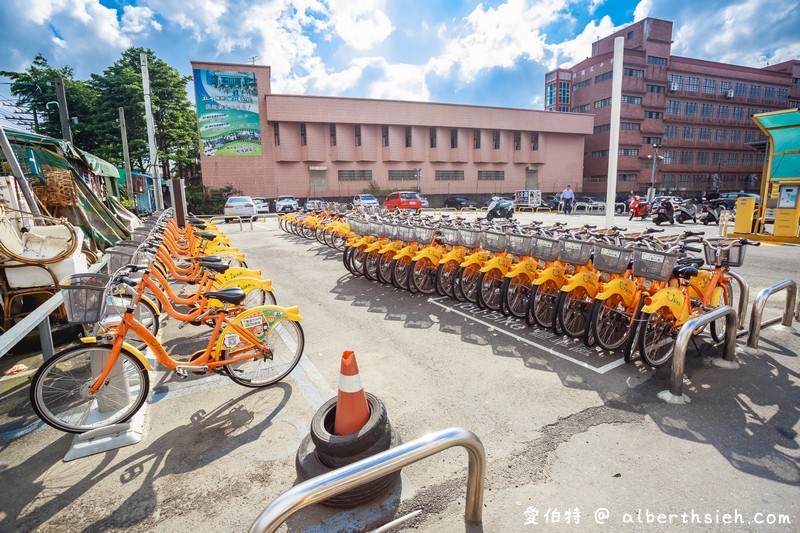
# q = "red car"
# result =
<box><xmin>383</xmin><ymin>191</ymin><xmax>422</xmax><ymax>210</ymax></box>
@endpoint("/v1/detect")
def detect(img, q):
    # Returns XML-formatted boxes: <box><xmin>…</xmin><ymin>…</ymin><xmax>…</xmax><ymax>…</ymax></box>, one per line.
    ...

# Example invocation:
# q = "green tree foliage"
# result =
<box><xmin>186</xmin><ymin>183</ymin><xmax>243</xmax><ymax>214</ymax></box>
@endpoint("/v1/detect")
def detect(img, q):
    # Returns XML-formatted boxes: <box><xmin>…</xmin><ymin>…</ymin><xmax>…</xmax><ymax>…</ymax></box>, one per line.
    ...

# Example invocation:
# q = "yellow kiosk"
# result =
<box><xmin>730</xmin><ymin>109</ymin><xmax>800</xmax><ymax>244</ymax></box>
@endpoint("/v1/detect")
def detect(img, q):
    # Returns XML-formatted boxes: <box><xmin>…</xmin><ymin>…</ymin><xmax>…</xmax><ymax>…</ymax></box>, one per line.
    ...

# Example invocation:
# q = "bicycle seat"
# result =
<box><xmin>195</xmin><ymin>231</ymin><xmax>218</xmax><ymax>241</ymax></box>
<box><xmin>195</xmin><ymin>255</ymin><xmax>223</xmax><ymax>263</ymax></box>
<box><xmin>200</xmin><ymin>261</ymin><xmax>229</xmax><ymax>273</ymax></box>
<box><xmin>204</xmin><ymin>287</ymin><xmax>246</xmax><ymax>304</ymax></box>
<box><xmin>191</xmin><ymin>222</ymin><xmax>208</xmax><ymax>230</ymax></box>
<box><xmin>672</xmin><ymin>264</ymin><xmax>699</xmax><ymax>279</ymax></box>
<box><xmin>677</xmin><ymin>257</ymin><xmax>704</xmax><ymax>267</ymax></box>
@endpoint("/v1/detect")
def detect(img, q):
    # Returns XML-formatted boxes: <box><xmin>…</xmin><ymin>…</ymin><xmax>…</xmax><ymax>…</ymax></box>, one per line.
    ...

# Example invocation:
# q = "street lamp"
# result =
<box><xmin>647</xmin><ymin>143</ymin><xmax>664</xmax><ymax>203</ymax></box>
<box><xmin>415</xmin><ymin>167</ymin><xmax>421</xmax><ymax>193</ymax></box>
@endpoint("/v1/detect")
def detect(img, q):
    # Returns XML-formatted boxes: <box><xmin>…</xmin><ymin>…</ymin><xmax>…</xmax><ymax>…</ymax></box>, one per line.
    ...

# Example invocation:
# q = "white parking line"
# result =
<box><xmin>427</xmin><ymin>298</ymin><xmax>626</xmax><ymax>374</ymax></box>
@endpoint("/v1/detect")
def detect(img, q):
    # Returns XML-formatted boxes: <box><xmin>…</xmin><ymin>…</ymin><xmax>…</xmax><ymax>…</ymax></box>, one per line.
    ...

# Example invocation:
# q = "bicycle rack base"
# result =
<box><xmin>657</xmin><ymin>390</ymin><xmax>690</xmax><ymax>405</ymax></box>
<box><xmin>63</xmin><ymin>405</ymin><xmax>147</xmax><ymax>462</ymax></box>
<box><xmin>710</xmin><ymin>358</ymin><xmax>740</xmax><ymax>369</ymax></box>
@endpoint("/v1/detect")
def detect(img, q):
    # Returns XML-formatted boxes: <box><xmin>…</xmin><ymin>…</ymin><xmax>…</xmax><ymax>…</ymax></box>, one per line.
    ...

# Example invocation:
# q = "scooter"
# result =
<box><xmin>699</xmin><ymin>199</ymin><xmax>722</xmax><ymax>225</ymax></box>
<box><xmin>652</xmin><ymin>198</ymin><xmax>674</xmax><ymax>225</ymax></box>
<box><xmin>628</xmin><ymin>195</ymin><xmax>650</xmax><ymax>220</ymax></box>
<box><xmin>674</xmin><ymin>200</ymin><xmax>697</xmax><ymax>224</ymax></box>
<box><xmin>486</xmin><ymin>198</ymin><xmax>515</xmax><ymax>221</ymax></box>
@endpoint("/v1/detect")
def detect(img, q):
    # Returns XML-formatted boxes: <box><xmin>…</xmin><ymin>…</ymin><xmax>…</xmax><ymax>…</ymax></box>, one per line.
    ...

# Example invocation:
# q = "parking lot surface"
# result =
<box><xmin>1</xmin><ymin>212</ymin><xmax>798</xmax><ymax>532</ymax></box>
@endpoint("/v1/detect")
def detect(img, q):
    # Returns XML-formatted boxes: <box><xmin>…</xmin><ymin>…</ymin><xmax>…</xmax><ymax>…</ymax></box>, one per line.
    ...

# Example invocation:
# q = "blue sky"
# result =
<box><xmin>1</xmin><ymin>0</ymin><xmax>798</xmax><ymax>125</ymax></box>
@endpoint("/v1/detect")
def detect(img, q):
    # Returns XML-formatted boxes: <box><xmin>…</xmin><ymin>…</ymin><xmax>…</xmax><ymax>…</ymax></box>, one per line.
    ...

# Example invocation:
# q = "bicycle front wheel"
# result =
<box><xmin>639</xmin><ymin>309</ymin><xmax>678</xmax><ymax>367</ymax></box>
<box><xmin>30</xmin><ymin>345</ymin><xmax>149</xmax><ymax>433</ymax></box>
<box><xmin>223</xmin><ymin>320</ymin><xmax>305</xmax><ymax>387</ymax></box>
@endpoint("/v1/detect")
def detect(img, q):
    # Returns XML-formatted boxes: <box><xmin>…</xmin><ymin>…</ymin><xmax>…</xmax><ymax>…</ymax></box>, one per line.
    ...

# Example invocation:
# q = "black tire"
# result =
<box><xmin>584</xmin><ymin>300</ymin><xmax>598</xmax><ymax>347</ymax></box>
<box><xmin>332</xmin><ymin>233</ymin><xmax>348</xmax><ymax>251</ymax></box>
<box><xmin>710</xmin><ymin>283</ymin><xmax>734</xmax><ymax>343</ymax></box>
<box><xmin>390</xmin><ymin>257</ymin><xmax>412</xmax><ymax>290</ymax></box>
<box><xmin>30</xmin><ymin>345</ymin><xmax>150</xmax><ymax>433</ymax></box>
<box><xmin>350</xmin><ymin>247</ymin><xmax>367</xmax><ymax>277</ymax></box>
<box><xmin>592</xmin><ymin>294</ymin><xmax>634</xmax><ymax>351</ymax></box>
<box><xmin>452</xmin><ymin>266</ymin><xmax>467</xmax><ymax>301</ymax></box>
<box><xmin>639</xmin><ymin>309</ymin><xmax>678</xmax><ymax>368</ymax></box>
<box><xmin>501</xmin><ymin>276</ymin><xmax>532</xmax><ymax>318</ymax></box>
<box><xmin>363</xmin><ymin>250</ymin><xmax>380</xmax><ymax>281</ymax></box>
<box><xmin>223</xmin><ymin>320</ymin><xmax>304</xmax><ymax>387</ymax></box>
<box><xmin>310</xmin><ymin>392</ymin><xmax>389</xmax><ymax>457</ymax></box>
<box><xmin>295</xmin><ymin>431</ymin><xmax>401</xmax><ymax>508</ymax></box>
<box><xmin>477</xmin><ymin>269</ymin><xmax>504</xmax><ymax>311</ymax></box>
<box><xmin>552</xmin><ymin>290</ymin><xmax>566</xmax><ymax>334</ymax></box>
<box><xmin>435</xmin><ymin>262</ymin><xmax>458</xmax><ymax>298</ymax></box>
<box><xmin>458</xmin><ymin>264</ymin><xmax>482</xmax><ymax>303</ymax></box>
<box><xmin>342</xmin><ymin>246</ymin><xmax>355</xmax><ymax>274</ymax></box>
<box><xmin>410</xmin><ymin>259</ymin><xmax>437</xmax><ymax>294</ymax></box>
<box><xmin>528</xmin><ymin>280</ymin><xmax>559</xmax><ymax>328</ymax></box>
<box><xmin>556</xmin><ymin>286</ymin><xmax>593</xmax><ymax>338</ymax></box>
<box><xmin>623</xmin><ymin>299</ymin><xmax>646</xmax><ymax>363</ymax></box>
<box><xmin>376</xmin><ymin>252</ymin><xmax>395</xmax><ymax>284</ymax></box>
<box><xmin>316</xmin><ymin>424</ymin><xmax>397</xmax><ymax>468</ymax></box>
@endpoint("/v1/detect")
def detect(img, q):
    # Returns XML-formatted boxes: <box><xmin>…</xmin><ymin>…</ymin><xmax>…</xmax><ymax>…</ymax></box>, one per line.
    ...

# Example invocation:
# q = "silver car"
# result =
<box><xmin>275</xmin><ymin>195</ymin><xmax>300</xmax><ymax>212</ymax></box>
<box><xmin>223</xmin><ymin>196</ymin><xmax>256</xmax><ymax>222</ymax></box>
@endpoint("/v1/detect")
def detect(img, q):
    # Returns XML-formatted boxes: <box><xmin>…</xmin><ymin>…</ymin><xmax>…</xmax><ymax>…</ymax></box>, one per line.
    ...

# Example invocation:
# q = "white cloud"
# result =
<box><xmin>143</xmin><ymin>0</ymin><xmax>227</xmax><ymax>35</ymax></box>
<box><xmin>633</xmin><ymin>0</ymin><xmax>654</xmax><ymax>22</ymax></box>
<box><xmin>327</xmin><ymin>0</ymin><xmax>394</xmax><ymax>50</ymax></box>
<box><xmin>550</xmin><ymin>15</ymin><xmax>621</xmax><ymax>68</ymax></box>
<box><xmin>353</xmin><ymin>57</ymin><xmax>429</xmax><ymax>100</ymax></box>
<box><xmin>121</xmin><ymin>5</ymin><xmax>162</xmax><ymax>34</ymax></box>
<box><xmin>588</xmin><ymin>0</ymin><xmax>605</xmax><ymax>15</ymax></box>
<box><xmin>16</xmin><ymin>0</ymin><xmax>67</xmax><ymax>24</ymax></box>
<box><xmin>11</xmin><ymin>0</ymin><xmax>131</xmax><ymax>49</ymax></box>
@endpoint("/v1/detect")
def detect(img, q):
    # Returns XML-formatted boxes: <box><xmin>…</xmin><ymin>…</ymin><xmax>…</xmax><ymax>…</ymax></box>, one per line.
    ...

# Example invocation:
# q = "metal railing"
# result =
<box><xmin>746</xmin><ymin>279</ymin><xmax>797</xmax><ymax>349</ymax></box>
<box><xmin>658</xmin><ymin>305</ymin><xmax>737</xmax><ymax>404</ymax></box>
<box><xmin>0</xmin><ymin>256</ymin><xmax>108</xmax><ymax>361</ymax></box>
<box><xmin>249</xmin><ymin>427</ymin><xmax>486</xmax><ymax>533</ymax></box>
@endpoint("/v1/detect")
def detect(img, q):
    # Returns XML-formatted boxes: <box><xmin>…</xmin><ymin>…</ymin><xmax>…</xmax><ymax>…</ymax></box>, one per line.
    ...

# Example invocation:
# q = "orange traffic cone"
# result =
<box><xmin>334</xmin><ymin>350</ymin><xmax>370</xmax><ymax>435</ymax></box>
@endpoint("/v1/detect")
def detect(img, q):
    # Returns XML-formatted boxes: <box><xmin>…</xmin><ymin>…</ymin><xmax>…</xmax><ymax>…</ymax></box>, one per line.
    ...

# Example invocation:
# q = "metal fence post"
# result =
<box><xmin>726</xmin><ymin>270</ymin><xmax>749</xmax><ymax>330</ymax></box>
<box><xmin>37</xmin><ymin>315</ymin><xmax>55</xmax><ymax>361</ymax></box>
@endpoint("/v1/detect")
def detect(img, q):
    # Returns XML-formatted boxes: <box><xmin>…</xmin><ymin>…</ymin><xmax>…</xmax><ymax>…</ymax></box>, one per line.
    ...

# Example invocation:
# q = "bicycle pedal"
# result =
<box><xmin>175</xmin><ymin>365</ymin><xmax>209</xmax><ymax>377</ymax></box>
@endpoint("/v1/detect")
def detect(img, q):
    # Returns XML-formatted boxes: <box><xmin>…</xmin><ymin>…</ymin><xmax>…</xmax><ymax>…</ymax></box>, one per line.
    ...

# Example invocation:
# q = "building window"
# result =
<box><xmin>749</xmin><ymin>84</ymin><xmax>761</xmax><ymax>98</ymax></box>
<box><xmin>664</xmin><ymin>125</ymin><xmax>678</xmax><ymax>140</ymax></box>
<box><xmin>273</xmin><ymin>123</ymin><xmax>280</xmax><ymax>146</ymax></box>
<box><xmin>627</xmin><ymin>30</ymin><xmax>633</xmax><ymax>39</ymax></box>
<box><xmin>697</xmin><ymin>151</ymin><xmax>709</xmax><ymax>164</ymax></box>
<box><xmin>642</xmin><ymin>160</ymin><xmax>653</xmax><ymax>169</ymax></box>
<box><xmin>588</xmin><ymin>175</ymin><xmax>606</xmax><ymax>183</ymax></box>
<box><xmin>624</xmin><ymin>68</ymin><xmax>645</xmax><ymax>78</ymax></box>
<box><xmin>429</xmin><ymin>127</ymin><xmax>437</xmax><ymax>148</ymax></box>
<box><xmin>300</xmin><ymin>123</ymin><xmax>307</xmax><ymax>146</ymax></box>
<box><xmin>662</xmin><ymin>175</ymin><xmax>675</xmax><ymax>188</ymax></box>
<box><xmin>712</xmin><ymin>152</ymin><xmax>724</xmax><ymax>165</ymax></box>
<box><xmin>756</xmin><ymin>152</ymin><xmax>765</xmax><ymax>165</ymax></box>
<box><xmin>699</xmin><ymin>128</ymin><xmax>711</xmax><ymax>141</ymax></box>
<box><xmin>451</xmin><ymin>128</ymin><xmax>458</xmax><ymax>149</ymax></box>
<box><xmin>338</xmin><ymin>169</ymin><xmax>372</xmax><ymax>181</ymax></box>
<box><xmin>663</xmin><ymin>150</ymin><xmax>676</xmax><ymax>164</ymax></box>
<box><xmin>572</xmin><ymin>104</ymin><xmax>591</xmax><ymax>113</ymax></box>
<box><xmin>405</xmin><ymin>126</ymin><xmax>412</xmax><ymax>148</ymax></box>
<box><xmin>734</xmin><ymin>82</ymin><xmax>747</xmax><ymax>97</ymax></box>
<box><xmin>559</xmin><ymin>81</ymin><xmax>570</xmax><ymax>104</ymax></box>
<box><xmin>514</xmin><ymin>131</ymin><xmax>521</xmax><ymax>150</ymax></box>
<box><xmin>573</xmin><ymin>79</ymin><xmax>591</xmax><ymax>90</ymax></box>
<box><xmin>619</xmin><ymin>148</ymin><xmax>639</xmax><ymax>156</ymax></box>
<box><xmin>714</xmin><ymin>129</ymin><xmax>728</xmax><ymax>142</ymax></box>
<box><xmin>684</xmin><ymin>102</ymin><xmax>697</xmax><ymax>116</ymax></box>
<box><xmin>646</xmin><ymin>84</ymin><xmax>665</xmax><ymax>93</ymax></box>
<box><xmin>595</xmin><ymin>97</ymin><xmax>612</xmax><ymax>108</ymax></box>
<box><xmin>558</xmin><ymin>105</ymin><xmax>570</xmax><ymax>112</ymax></box>
<box><xmin>493</xmin><ymin>130</ymin><xmax>501</xmax><ymax>149</ymax></box>
<box><xmin>643</xmin><ymin>136</ymin><xmax>662</xmax><ymax>145</ymax></box>
<box><xmin>531</xmin><ymin>132</ymin><xmax>539</xmax><ymax>150</ymax></box>
<box><xmin>728</xmin><ymin>153</ymin><xmax>738</xmax><ymax>165</ymax></box>
<box><xmin>619</xmin><ymin>173</ymin><xmax>637</xmax><ymax>182</ymax></box>
<box><xmin>478</xmin><ymin>170</ymin><xmax>505</xmax><ymax>181</ymax></box>
<box><xmin>742</xmin><ymin>153</ymin><xmax>753</xmax><ymax>166</ymax></box>
<box><xmin>622</xmin><ymin>95</ymin><xmax>642</xmax><ymax>104</ymax></box>
<box><xmin>732</xmin><ymin>107</ymin><xmax>745</xmax><ymax>120</ymax></box>
<box><xmin>703</xmin><ymin>79</ymin><xmax>716</xmax><ymax>94</ymax></box>
<box><xmin>717</xmin><ymin>105</ymin><xmax>730</xmax><ymax>119</ymax></box>
<box><xmin>700</xmin><ymin>103</ymin><xmax>713</xmax><ymax>118</ymax></box>
<box><xmin>647</xmin><ymin>56</ymin><xmax>667</xmax><ymax>66</ymax></box>
<box><xmin>592</xmin><ymin>150</ymin><xmax>609</xmax><ymax>158</ymax></box>
<box><xmin>330</xmin><ymin>124</ymin><xmax>336</xmax><ymax>146</ymax></box>
<box><xmin>680</xmin><ymin>151</ymin><xmax>693</xmax><ymax>164</ymax></box>
<box><xmin>694</xmin><ymin>174</ymin><xmax>707</xmax><ymax>183</ymax></box>
<box><xmin>434</xmin><ymin>170</ymin><xmax>465</xmax><ymax>181</ymax></box>
<box><xmin>355</xmin><ymin>125</ymin><xmax>361</xmax><ymax>146</ymax></box>
<box><xmin>595</xmin><ymin>71</ymin><xmax>613</xmax><ymax>83</ymax></box>
<box><xmin>793</xmin><ymin>77</ymin><xmax>800</xmax><ymax>85</ymax></box>
<box><xmin>764</xmin><ymin>86</ymin><xmax>776</xmax><ymax>101</ymax></box>
<box><xmin>686</xmin><ymin>77</ymin><xmax>700</xmax><ymax>92</ymax></box>
<box><xmin>381</xmin><ymin>125</ymin><xmax>389</xmax><ymax>147</ymax></box>
<box><xmin>594</xmin><ymin>124</ymin><xmax>611</xmax><ymax>133</ymax></box>
<box><xmin>744</xmin><ymin>130</ymin><xmax>757</xmax><ymax>143</ymax></box>
<box><xmin>388</xmin><ymin>169</ymin><xmax>419</xmax><ymax>181</ymax></box>
<box><xmin>545</xmin><ymin>82</ymin><xmax>556</xmax><ymax>107</ymax></box>
<box><xmin>679</xmin><ymin>174</ymin><xmax>691</xmax><ymax>189</ymax></box>
<box><xmin>683</xmin><ymin>127</ymin><xmax>695</xmax><ymax>140</ymax></box>
<box><xmin>777</xmin><ymin>88</ymin><xmax>789</xmax><ymax>102</ymax></box>
<box><xmin>668</xmin><ymin>74</ymin><xmax>683</xmax><ymax>89</ymax></box>
<box><xmin>719</xmin><ymin>81</ymin><xmax>731</xmax><ymax>95</ymax></box>
<box><xmin>666</xmin><ymin>100</ymin><xmax>681</xmax><ymax>114</ymax></box>
<box><xmin>790</xmin><ymin>100</ymin><xmax>800</xmax><ymax>109</ymax></box>
<box><xmin>644</xmin><ymin>110</ymin><xmax>663</xmax><ymax>119</ymax></box>
<box><xmin>729</xmin><ymin>130</ymin><xmax>742</xmax><ymax>143</ymax></box>
<box><xmin>747</xmin><ymin>107</ymin><xmax>759</xmax><ymax>118</ymax></box>
<box><xmin>621</xmin><ymin>122</ymin><xmax>641</xmax><ymax>131</ymax></box>
<box><xmin>473</xmin><ymin>129</ymin><xmax>480</xmax><ymax>149</ymax></box>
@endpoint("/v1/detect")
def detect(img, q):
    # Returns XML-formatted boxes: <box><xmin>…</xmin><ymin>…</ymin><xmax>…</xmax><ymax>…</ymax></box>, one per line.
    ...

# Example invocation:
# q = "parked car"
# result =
<box><xmin>383</xmin><ymin>191</ymin><xmax>423</xmax><ymax>210</ymax></box>
<box><xmin>443</xmin><ymin>196</ymin><xmax>478</xmax><ymax>209</ymax></box>
<box><xmin>223</xmin><ymin>196</ymin><xmax>256</xmax><ymax>222</ymax></box>
<box><xmin>252</xmin><ymin>197</ymin><xmax>270</xmax><ymax>214</ymax></box>
<box><xmin>418</xmin><ymin>195</ymin><xmax>430</xmax><ymax>208</ymax></box>
<box><xmin>706</xmin><ymin>192</ymin><xmax>760</xmax><ymax>209</ymax></box>
<box><xmin>275</xmin><ymin>195</ymin><xmax>300</xmax><ymax>213</ymax></box>
<box><xmin>304</xmin><ymin>197</ymin><xmax>324</xmax><ymax>210</ymax></box>
<box><xmin>352</xmin><ymin>194</ymin><xmax>380</xmax><ymax>208</ymax></box>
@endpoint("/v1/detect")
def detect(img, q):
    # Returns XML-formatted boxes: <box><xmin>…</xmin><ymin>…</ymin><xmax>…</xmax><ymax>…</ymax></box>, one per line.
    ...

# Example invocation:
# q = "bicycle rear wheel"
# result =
<box><xmin>223</xmin><ymin>320</ymin><xmax>304</xmax><ymax>387</ymax></box>
<box><xmin>376</xmin><ymin>252</ymin><xmax>395</xmax><ymax>284</ymax></box>
<box><xmin>528</xmin><ymin>280</ymin><xmax>559</xmax><ymax>328</ymax></box>
<box><xmin>435</xmin><ymin>261</ymin><xmax>458</xmax><ymax>298</ymax></box>
<box><xmin>556</xmin><ymin>286</ymin><xmax>593</xmax><ymax>338</ymax></box>
<box><xmin>410</xmin><ymin>259</ymin><xmax>437</xmax><ymax>294</ymax></box>
<box><xmin>477</xmin><ymin>269</ymin><xmax>504</xmax><ymax>310</ymax></box>
<box><xmin>30</xmin><ymin>345</ymin><xmax>149</xmax><ymax>433</ymax></box>
<box><xmin>501</xmin><ymin>276</ymin><xmax>530</xmax><ymax>318</ymax></box>
<box><xmin>458</xmin><ymin>264</ymin><xmax>482</xmax><ymax>303</ymax></box>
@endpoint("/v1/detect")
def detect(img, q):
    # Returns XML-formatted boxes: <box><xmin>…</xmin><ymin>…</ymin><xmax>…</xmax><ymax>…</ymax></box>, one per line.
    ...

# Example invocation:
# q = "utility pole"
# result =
<box><xmin>53</xmin><ymin>76</ymin><xmax>73</xmax><ymax>144</ymax></box>
<box><xmin>140</xmin><ymin>53</ymin><xmax>164</xmax><ymax>211</ymax></box>
<box><xmin>647</xmin><ymin>144</ymin><xmax>663</xmax><ymax>203</ymax></box>
<box><xmin>118</xmin><ymin>107</ymin><xmax>135</xmax><ymax>208</ymax></box>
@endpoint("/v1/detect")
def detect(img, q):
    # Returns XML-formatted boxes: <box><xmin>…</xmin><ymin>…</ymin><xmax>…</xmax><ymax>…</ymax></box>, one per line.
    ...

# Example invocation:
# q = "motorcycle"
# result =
<box><xmin>651</xmin><ymin>198</ymin><xmax>675</xmax><ymax>225</ymax></box>
<box><xmin>628</xmin><ymin>195</ymin><xmax>650</xmax><ymax>220</ymax></box>
<box><xmin>674</xmin><ymin>200</ymin><xmax>697</xmax><ymax>224</ymax></box>
<box><xmin>699</xmin><ymin>199</ymin><xmax>723</xmax><ymax>225</ymax></box>
<box><xmin>486</xmin><ymin>197</ymin><xmax>515</xmax><ymax>221</ymax></box>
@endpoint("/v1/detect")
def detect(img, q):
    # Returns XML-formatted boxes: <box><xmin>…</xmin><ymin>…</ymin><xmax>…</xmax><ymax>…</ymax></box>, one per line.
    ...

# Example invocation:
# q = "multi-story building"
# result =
<box><xmin>191</xmin><ymin>61</ymin><xmax>593</xmax><ymax>201</ymax></box>
<box><xmin>545</xmin><ymin>18</ymin><xmax>800</xmax><ymax>197</ymax></box>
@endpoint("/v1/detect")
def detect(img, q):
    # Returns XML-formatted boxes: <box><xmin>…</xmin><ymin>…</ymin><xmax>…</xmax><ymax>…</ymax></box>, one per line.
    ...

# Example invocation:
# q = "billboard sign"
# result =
<box><xmin>193</xmin><ymin>69</ymin><xmax>261</xmax><ymax>156</ymax></box>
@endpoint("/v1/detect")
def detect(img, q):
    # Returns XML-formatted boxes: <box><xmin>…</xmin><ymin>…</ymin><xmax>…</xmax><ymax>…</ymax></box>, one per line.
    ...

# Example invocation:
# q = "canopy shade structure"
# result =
<box><xmin>753</xmin><ymin>108</ymin><xmax>800</xmax><ymax>182</ymax></box>
<box><xmin>76</xmin><ymin>147</ymin><xmax>119</xmax><ymax>178</ymax></box>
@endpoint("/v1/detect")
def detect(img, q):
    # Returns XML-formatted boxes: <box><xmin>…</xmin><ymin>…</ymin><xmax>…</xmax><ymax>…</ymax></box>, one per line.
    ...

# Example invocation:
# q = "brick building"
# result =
<box><xmin>545</xmin><ymin>18</ymin><xmax>800</xmax><ymax>197</ymax></box>
<box><xmin>191</xmin><ymin>60</ymin><xmax>593</xmax><ymax>201</ymax></box>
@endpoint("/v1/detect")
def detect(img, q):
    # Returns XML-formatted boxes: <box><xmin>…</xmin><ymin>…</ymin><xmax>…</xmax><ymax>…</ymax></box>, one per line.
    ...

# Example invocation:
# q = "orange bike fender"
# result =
<box><xmin>460</xmin><ymin>251</ymin><xmax>490</xmax><ymax>268</ymax></box>
<box><xmin>378</xmin><ymin>241</ymin><xmax>402</xmax><ymax>254</ymax></box>
<box><xmin>365</xmin><ymin>239</ymin><xmax>387</xmax><ymax>253</ymax></box>
<box><xmin>595</xmin><ymin>277</ymin><xmax>637</xmax><ymax>306</ymax></box>
<box><xmin>393</xmin><ymin>245</ymin><xmax>419</xmax><ymax>261</ymax></box>
<box><xmin>506</xmin><ymin>259</ymin><xmax>537</xmax><ymax>279</ymax></box>
<box><xmin>480</xmin><ymin>255</ymin><xmax>512</xmax><ymax>274</ymax></box>
<box><xmin>641</xmin><ymin>287</ymin><xmax>685</xmax><ymax>319</ymax></box>
<box><xmin>560</xmin><ymin>271</ymin><xmax>600</xmax><ymax>294</ymax></box>
<box><xmin>533</xmin><ymin>265</ymin><xmax>565</xmax><ymax>286</ymax></box>
<box><xmin>439</xmin><ymin>249</ymin><xmax>466</xmax><ymax>264</ymax></box>
<box><xmin>78</xmin><ymin>337</ymin><xmax>153</xmax><ymax>371</ymax></box>
<box><xmin>412</xmin><ymin>247</ymin><xmax>442</xmax><ymax>263</ymax></box>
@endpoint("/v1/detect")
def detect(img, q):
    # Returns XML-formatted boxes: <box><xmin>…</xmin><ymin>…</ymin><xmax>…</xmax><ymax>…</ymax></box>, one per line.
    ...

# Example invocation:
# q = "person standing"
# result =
<box><xmin>561</xmin><ymin>185</ymin><xmax>575</xmax><ymax>215</ymax></box>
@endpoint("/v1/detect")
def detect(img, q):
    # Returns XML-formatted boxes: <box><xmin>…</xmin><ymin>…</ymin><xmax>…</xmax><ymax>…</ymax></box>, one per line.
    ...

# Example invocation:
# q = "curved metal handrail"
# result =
<box><xmin>747</xmin><ymin>279</ymin><xmax>797</xmax><ymax>349</ymax></box>
<box><xmin>249</xmin><ymin>427</ymin><xmax>486</xmax><ymax>533</ymax></box>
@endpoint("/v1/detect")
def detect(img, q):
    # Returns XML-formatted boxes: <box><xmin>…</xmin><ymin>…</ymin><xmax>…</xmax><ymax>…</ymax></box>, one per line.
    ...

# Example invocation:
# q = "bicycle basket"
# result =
<box><xmin>482</xmin><ymin>231</ymin><xmax>506</xmax><ymax>252</ymax></box>
<box><xmin>368</xmin><ymin>220</ymin><xmax>383</xmax><ymax>236</ymax></box>
<box><xmin>703</xmin><ymin>239</ymin><xmax>746</xmax><ymax>267</ymax></box>
<box><xmin>558</xmin><ymin>239</ymin><xmax>593</xmax><ymax>266</ymax></box>
<box><xmin>414</xmin><ymin>225</ymin><xmax>436</xmax><ymax>243</ymax></box>
<box><xmin>384</xmin><ymin>223</ymin><xmax>399</xmax><ymax>239</ymax></box>
<box><xmin>440</xmin><ymin>226</ymin><xmax>460</xmax><ymax>245</ymax></box>
<box><xmin>505</xmin><ymin>233</ymin><xmax>533</xmax><ymax>256</ymax></box>
<box><xmin>132</xmin><ymin>246</ymin><xmax>155</xmax><ymax>265</ymax></box>
<box><xmin>531</xmin><ymin>236</ymin><xmax>560</xmax><ymax>261</ymax></box>
<box><xmin>593</xmin><ymin>243</ymin><xmax>633</xmax><ymax>274</ymax></box>
<box><xmin>397</xmin><ymin>224</ymin><xmax>415</xmax><ymax>242</ymax></box>
<box><xmin>631</xmin><ymin>248</ymin><xmax>680</xmax><ymax>281</ymax></box>
<box><xmin>131</xmin><ymin>228</ymin><xmax>151</xmax><ymax>243</ymax></box>
<box><xmin>60</xmin><ymin>273</ymin><xmax>111</xmax><ymax>324</ymax></box>
<box><xmin>458</xmin><ymin>227</ymin><xmax>482</xmax><ymax>248</ymax></box>
<box><xmin>105</xmin><ymin>246</ymin><xmax>136</xmax><ymax>273</ymax></box>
